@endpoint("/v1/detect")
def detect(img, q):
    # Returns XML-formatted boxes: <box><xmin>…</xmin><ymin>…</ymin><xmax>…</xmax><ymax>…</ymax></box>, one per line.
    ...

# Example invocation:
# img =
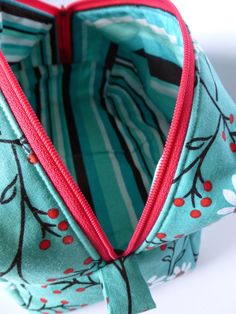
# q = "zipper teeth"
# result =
<box><xmin>0</xmin><ymin>53</ymin><xmax>117</xmax><ymax>261</ymax></box>
<box><xmin>3</xmin><ymin>0</ymin><xmax>195</xmax><ymax>260</ymax></box>
<box><xmin>142</xmin><ymin>33</ymin><xmax>192</xmax><ymax>222</ymax></box>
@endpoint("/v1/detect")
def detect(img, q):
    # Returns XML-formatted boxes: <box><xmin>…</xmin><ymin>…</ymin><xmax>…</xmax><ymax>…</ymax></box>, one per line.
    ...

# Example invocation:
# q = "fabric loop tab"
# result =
<box><xmin>98</xmin><ymin>254</ymin><xmax>156</xmax><ymax>314</ymax></box>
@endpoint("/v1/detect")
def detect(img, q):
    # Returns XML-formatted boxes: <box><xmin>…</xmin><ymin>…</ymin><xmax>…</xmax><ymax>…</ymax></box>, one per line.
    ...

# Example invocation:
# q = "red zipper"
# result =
<box><xmin>2</xmin><ymin>0</ymin><xmax>195</xmax><ymax>260</ymax></box>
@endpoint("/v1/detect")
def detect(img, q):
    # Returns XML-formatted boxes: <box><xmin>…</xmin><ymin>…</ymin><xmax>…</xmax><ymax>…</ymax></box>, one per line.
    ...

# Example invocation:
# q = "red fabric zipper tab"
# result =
<box><xmin>4</xmin><ymin>0</ymin><xmax>195</xmax><ymax>260</ymax></box>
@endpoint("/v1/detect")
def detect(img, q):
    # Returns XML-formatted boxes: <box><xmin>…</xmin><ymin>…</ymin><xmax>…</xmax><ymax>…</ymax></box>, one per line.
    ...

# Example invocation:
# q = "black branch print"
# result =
<box><xmin>22</xmin><ymin>284</ymin><xmax>75</xmax><ymax>313</ymax></box>
<box><xmin>21</xmin><ymin>258</ymin><xmax>134</xmax><ymax>313</ymax></box>
<box><xmin>146</xmin><ymin>237</ymin><xmax>189</xmax><ymax>278</ymax></box>
<box><xmin>0</xmin><ymin>174</ymin><xmax>18</xmax><ymax>204</ymax></box>
<box><xmin>0</xmin><ymin>136</ymin><xmax>61</xmax><ymax>283</ymax></box>
<box><xmin>20</xmin><ymin>258</ymin><xmax>104</xmax><ymax>312</ymax></box>
<box><xmin>48</xmin><ymin>275</ymin><xmax>100</xmax><ymax>292</ymax></box>
<box><xmin>30</xmin><ymin>301</ymin><xmax>80</xmax><ymax>313</ymax></box>
<box><xmin>145</xmin><ymin>235</ymin><xmax>188</xmax><ymax>276</ymax></box>
<box><xmin>24</xmin><ymin>277</ymin><xmax>100</xmax><ymax>312</ymax></box>
<box><xmin>173</xmin><ymin>56</ymin><xmax>236</xmax><ymax>207</ymax></box>
<box><xmin>161</xmin><ymin>237</ymin><xmax>188</xmax><ymax>276</ymax></box>
<box><xmin>45</xmin><ymin>257</ymin><xmax>104</xmax><ymax>285</ymax></box>
<box><xmin>173</xmin><ymin>115</ymin><xmax>222</xmax><ymax>207</ymax></box>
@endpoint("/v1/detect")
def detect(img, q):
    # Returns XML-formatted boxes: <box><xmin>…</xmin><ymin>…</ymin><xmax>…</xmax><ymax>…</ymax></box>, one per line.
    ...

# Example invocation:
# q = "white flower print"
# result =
<box><xmin>217</xmin><ymin>174</ymin><xmax>236</xmax><ymax>215</ymax></box>
<box><xmin>9</xmin><ymin>284</ymin><xmax>17</xmax><ymax>291</ymax></box>
<box><xmin>147</xmin><ymin>275</ymin><xmax>166</xmax><ymax>287</ymax></box>
<box><xmin>147</xmin><ymin>262</ymin><xmax>192</xmax><ymax>288</ymax></box>
<box><xmin>167</xmin><ymin>262</ymin><xmax>192</xmax><ymax>281</ymax></box>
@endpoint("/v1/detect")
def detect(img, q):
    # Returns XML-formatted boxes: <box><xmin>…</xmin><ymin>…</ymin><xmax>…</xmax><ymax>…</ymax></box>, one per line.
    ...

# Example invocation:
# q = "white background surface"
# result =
<box><xmin>0</xmin><ymin>1</ymin><xmax>236</xmax><ymax>313</ymax></box>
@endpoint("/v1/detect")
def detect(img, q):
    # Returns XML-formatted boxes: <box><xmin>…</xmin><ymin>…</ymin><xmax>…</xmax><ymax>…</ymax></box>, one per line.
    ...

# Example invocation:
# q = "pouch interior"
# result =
<box><xmin>0</xmin><ymin>2</ymin><xmax>183</xmax><ymax>250</ymax></box>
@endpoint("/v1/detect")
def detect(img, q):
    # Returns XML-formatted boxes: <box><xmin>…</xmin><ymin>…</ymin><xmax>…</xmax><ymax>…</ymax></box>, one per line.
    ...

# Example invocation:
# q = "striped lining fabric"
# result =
<box><xmin>1</xmin><ymin>2</ymin><xmax>184</xmax><ymax>250</ymax></box>
<box><xmin>0</xmin><ymin>1</ymin><xmax>58</xmax><ymax>63</ymax></box>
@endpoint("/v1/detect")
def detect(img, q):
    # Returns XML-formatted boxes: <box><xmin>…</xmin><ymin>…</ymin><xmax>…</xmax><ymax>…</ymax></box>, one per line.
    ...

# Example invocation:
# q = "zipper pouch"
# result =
<box><xmin>0</xmin><ymin>0</ymin><xmax>235</xmax><ymax>313</ymax></box>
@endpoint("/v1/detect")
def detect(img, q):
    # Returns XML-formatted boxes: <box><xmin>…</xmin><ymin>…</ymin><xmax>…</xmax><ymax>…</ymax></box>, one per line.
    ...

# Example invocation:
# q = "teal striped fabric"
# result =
<box><xmin>1</xmin><ymin>2</ymin><xmax>184</xmax><ymax>250</ymax></box>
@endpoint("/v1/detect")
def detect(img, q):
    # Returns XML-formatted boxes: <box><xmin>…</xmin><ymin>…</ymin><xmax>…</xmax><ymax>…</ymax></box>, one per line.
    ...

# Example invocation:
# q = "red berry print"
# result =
<box><xmin>39</xmin><ymin>239</ymin><xmax>51</xmax><ymax>250</ymax></box>
<box><xmin>203</xmin><ymin>180</ymin><xmax>212</xmax><ymax>192</ymax></box>
<box><xmin>80</xmin><ymin>304</ymin><xmax>88</xmax><ymax>307</ymax></box>
<box><xmin>53</xmin><ymin>290</ymin><xmax>61</xmax><ymax>294</ymax></box>
<box><xmin>146</xmin><ymin>246</ymin><xmax>154</xmax><ymax>251</ymax></box>
<box><xmin>62</xmin><ymin>235</ymin><xmax>74</xmax><ymax>245</ymax></box>
<box><xmin>47</xmin><ymin>208</ymin><xmax>59</xmax><ymax>219</ymax></box>
<box><xmin>76</xmin><ymin>287</ymin><xmax>85</xmax><ymax>293</ymax></box>
<box><xmin>61</xmin><ymin>300</ymin><xmax>69</xmax><ymax>305</ymax></box>
<box><xmin>55</xmin><ymin>312</ymin><xmax>62</xmax><ymax>314</ymax></box>
<box><xmin>200</xmin><ymin>197</ymin><xmax>212</xmax><ymax>207</ymax></box>
<box><xmin>173</xmin><ymin>198</ymin><xmax>185</xmax><ymax>207</ymax></box>
<box><xmin>230</xmin><ymin>114</ymin><xmax>234</xmax><ymax>124</ymax></box>
<box><xmin>222</xmin><ymin>131</ymin><xmax>226</xmax><ymax>141</ymax></box>
<box><xmin>41</xmin><ymin>284</ymin><xmax>48</xmax><ymax>288</ymax></box>
<box><xmin>230</xmin><ymin>143</ymin><xmax>236</xmax><ymax>152</ymax></box>
<box><xmin>47</xmin><ymin>278</ymin><xmax>57</xmax><ymax>282</ymax></box>
<box><xmin>83</xmin><ymin>257</ymin><xmax>93</xmax><ymax>265</ymax></box>
<box><xmin>190</xmin><ymin>210</ymin><xmax>202</xmax><ymax>218</ymax></box>
<box><xmin>42</xmin><ymin>312</ymin><xmax>49</xmax><ymax>314</ymax></box>
<box><xmin>58</xmin><ymin>220</ymin><xmax>69</xmax><ymax>231</ymax></box>
<box><xmin>106</xmin><ymin>297</ymin><xmax>109</xmax><ymax>304</ymax></box>
<box><xmin>160</xmin><ymin>244</ymin><xmax>167</xmax><ymax>251</ymax></box>
<box><xmin>40</xmin><ymin>298</ymin><xmax>48</xmax><ymax>304</ymax></box>
<box><xmin>28</xmin><ymin>153</ymin><xmax>38</xmax><ymax>164</ymax></box>
<box><xmin>156</xmin><ymin>233</ymin><xmax>166</xmax><ymax>239</ymax></box>
<box><xmin>64</xmin><ymin>268</ymin><xmax>74</xmax><ymax>274</ymax></box>
<box><xmin>175</xmin><ymin>234</ymin><xmax>184</xmax><ymax>239</ymax></box>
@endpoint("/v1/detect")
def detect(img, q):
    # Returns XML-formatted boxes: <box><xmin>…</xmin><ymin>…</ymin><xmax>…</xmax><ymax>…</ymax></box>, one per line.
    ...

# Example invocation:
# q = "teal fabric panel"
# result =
<box><xmin>1</xmin><ymin>232</ymin><xmax>200</xmax><ymax>313</ymax></box>
<box><xmin>0</xmin><ymin>91</ymin><xmax>103</xmax><ymax>284</ymax></box>
<box><xmin>140</xmin><ymin>43</ymin><xmax>236</xmax><ymax>252</ymax></box>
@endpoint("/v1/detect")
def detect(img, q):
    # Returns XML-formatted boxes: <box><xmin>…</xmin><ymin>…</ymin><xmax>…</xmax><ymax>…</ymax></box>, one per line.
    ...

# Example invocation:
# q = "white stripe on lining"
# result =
<box><xmin>90</xmin><ymin>62</ymin><xmax>139</xmax><ymax>229</ymax></box>
<box><xmin>3</xmin><ymin>12</ymin><xmax>52</xmax><ymax>32</ymax></box>
<box><xmin>86</xmin><ymin>15</ymin><xmax>178</xmax><ymax>45</ymax></box>
<box><xmin>112</xmin><ymin>65</ymin><xmax>170</xmax><ymax>138</ymax></box>
<box><xmin>107</xmin><ymin>84</ymin><xmax>159</xmax><ymax>175</ymax></box>
<box><xmin>2</xmin><ymin>34</ymin><xmax>38</xmax><ymax>46</ymax></box>
<box><xmin>106</xmin><ymin>91</ymin><xmax>153</xmax><ymax>189</ymax></box>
